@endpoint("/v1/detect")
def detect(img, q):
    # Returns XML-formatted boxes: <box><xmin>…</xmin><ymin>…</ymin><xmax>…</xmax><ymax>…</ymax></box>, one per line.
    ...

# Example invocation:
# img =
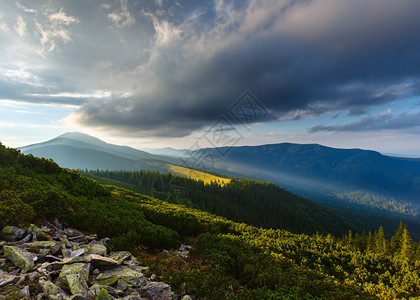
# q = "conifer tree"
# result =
<box><xmin>374</xmin><ymin>226</ymin><xmax>387</xmax><ymax>255</ymax></box>
<box><xmin>400</xmin><ymin>227</ymin><xmax>412</xmax><ymax>260</ymax></box>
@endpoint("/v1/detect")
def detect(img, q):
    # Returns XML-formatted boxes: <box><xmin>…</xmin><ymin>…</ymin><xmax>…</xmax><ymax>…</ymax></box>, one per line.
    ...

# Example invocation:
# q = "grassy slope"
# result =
<box><xmin>168</xmin><ymin>164</ymin><xmax>231</xmax><ymax>185</ymax></box>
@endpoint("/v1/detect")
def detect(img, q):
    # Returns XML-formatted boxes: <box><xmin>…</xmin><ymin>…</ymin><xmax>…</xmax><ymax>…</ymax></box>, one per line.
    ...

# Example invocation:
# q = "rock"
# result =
<box><xmin>19</xmin><ymin>285</ymin><xmax>30</xmax><ymax>297</ymax></box>
<box><xmin>54</xmin><ymin>218</ymin><xmax>65</xmax><ymax>231</ymax></box>
<box><xmin>116</xmin><ymin>275</ymin><xmax>146</xmax><ymax>290</ymax></box>
<box><xmin>57</xmin><ymin>263</ymin><xmax>90</xmax><ymax>292</ymax></box>
<box><xmin>96</xmin><ymin>265</ymin><xmax>144</xmax><ymax>282</ymax></box>
<box><xmin>86</xmin><ymin>234</ymin><xmax>98</xmax><ymax>241</ymax></box>
<box><xmin>21</xmin><ymin>271</ymin><xmax>42</xmax><ymax>282</ymax></box>
<box><xmin>89</xmin><ymin>284</ymin><xmax>124</xmax><ymax>297</ymax></box>
<box><xmin>150</xmin><ymin>274</ymin><xmax>157</xmax><ymax>280</ymax></box>
<box><xmin>65</xmin><ymin>273</ymin><xmax>89</xmax><ymax>297</ymax></box>
<box><xmin>83</xmin><ymin>243</ymin><xmax>107</xmax><ymax>256</ymax></box>
<box><xmin>88</xmin><ymin>254</ymin><xmax>119</xmax><ymax>268</ymax></box>
<box><xmin>94</xmin><ymin>277</ymin><xmax>120</xmax><ymax>286</ymax></box>
<box><xmin>95</xmin><ymin>288</ymin><xmax>112</xmax><ymax>300</ymax></box>
<box><xmin>128</xmin><ymin>265</ymin><xmax>149</xmax><ymax>275</ymax></box>
<box><xmin>0</xmin><ymin>269</ymin><xmax>18</xmax><ymax>287</ymax></box>
<box><xmin>26</xmin><ymin>241</ymin><xmax>57</xmax><ymax>248</ymax></box>
<box><xmin>99</xmin><ymin>238</ymin><xmax>110</xmax><ymax>246</ymax></box>
<box><xmin>0</xmin><ymin>226</ymin><xmax>26</xmax><ymax>242</ymax></box>
<box><xmin>181</xmin><ymin>296</ymin><xmax>192</xmax><ymax>300</ymax></box>
<box><xmin>141</xmin><ymin>282</ymin><xmax>174</xmax><ymax>300</ymax></box>
<box><xmin>119</xmin><ymin>294</ymin><xmax>142</xmax><ymax>300</ymax></box>
<box><xmin>39</xmin><ymin>278</ymin><xmax>68</xmax><ymax>299</ymax></box>
<box><xmin>61</xmin><ymin>256</ymin><xmax>87</xmax><ymax>264</ymax></box>
<box><xmin>3</xmin><ymin>245</ymin><xmax>37</xmax><ymax>272</ymax></box>
<box><xmin>28</xmin><ymin>224</ymin><xmax>43</xmax><ymax>241</ymax></box>
<box><xmin>108</xmin><ymin>251</ymin><xmax>132</xmax><ymax>264</ymax></box>
<box><xmin>64</xmin><ymin>228</ymin><xmax>85</xmax><ymax>238</ymax></box>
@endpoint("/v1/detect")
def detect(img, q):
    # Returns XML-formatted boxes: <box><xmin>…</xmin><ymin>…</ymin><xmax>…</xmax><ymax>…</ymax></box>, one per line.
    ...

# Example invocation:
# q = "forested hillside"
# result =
<box><xmin>82</xmin><ymin>169</ymin><xmax>350</xmax><ymax>235</ymax></box>
<box><xmin>1</xmin><ymin>143</ymin><xmax>420</xmax><ymax>299</ymax></box>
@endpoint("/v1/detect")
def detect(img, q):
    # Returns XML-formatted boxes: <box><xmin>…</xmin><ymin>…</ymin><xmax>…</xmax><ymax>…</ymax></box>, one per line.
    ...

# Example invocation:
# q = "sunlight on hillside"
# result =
<box><xmin>168</xmin><ymin>164</ymin><xmax>231</xmax><ymax>186</ymax></box>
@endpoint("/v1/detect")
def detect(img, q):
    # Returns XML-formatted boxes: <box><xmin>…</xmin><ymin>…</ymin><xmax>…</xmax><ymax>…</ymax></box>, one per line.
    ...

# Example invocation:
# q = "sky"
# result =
<box><xmin>1</xmin><ymin>0</ymin><xmax>420</xmax><ymax>156</ymax></box>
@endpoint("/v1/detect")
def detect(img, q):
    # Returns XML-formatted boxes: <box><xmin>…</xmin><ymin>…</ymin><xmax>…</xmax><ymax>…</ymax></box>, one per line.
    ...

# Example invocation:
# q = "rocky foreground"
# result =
<box><xmin>0</xmin><ymin>220</ymin><xmax>189</xmax><ymax>299</ymax></box>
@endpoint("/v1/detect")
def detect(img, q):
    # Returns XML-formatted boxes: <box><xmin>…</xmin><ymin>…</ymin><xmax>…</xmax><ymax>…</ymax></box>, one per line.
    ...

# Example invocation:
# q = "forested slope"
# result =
<box><xmin>82</xmin><ymin>169</ymin><xmax>351</xmax><ymax>236</ymax></box>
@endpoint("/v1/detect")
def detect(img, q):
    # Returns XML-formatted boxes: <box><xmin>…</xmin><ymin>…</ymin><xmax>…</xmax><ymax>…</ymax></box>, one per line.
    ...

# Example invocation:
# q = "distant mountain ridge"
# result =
<box><xmin>19</xmin><ymin>132</ymin><xmax>175</xmax><ymax>171</ymax></box>
<box><xmin>190</xmin><ymin>143</ymin><xmax>420</xmax><ymax>215</ymax></box>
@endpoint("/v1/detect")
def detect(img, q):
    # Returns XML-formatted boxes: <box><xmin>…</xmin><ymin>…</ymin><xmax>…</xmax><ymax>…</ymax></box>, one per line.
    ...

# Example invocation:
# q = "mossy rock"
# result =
<box><xmin>3</xmin><ymin>246</ymin><xmax>36</xmax><ymax>272</ymax></box>
<box><xmin>57</xmin><ymin>263</ymin><xmax>90</xmax><ymax>291</ymax></box>
<box><xmin>1</xmin><ymin>226</ymin><xmax>26</xmax><ymax>242</ymax></box>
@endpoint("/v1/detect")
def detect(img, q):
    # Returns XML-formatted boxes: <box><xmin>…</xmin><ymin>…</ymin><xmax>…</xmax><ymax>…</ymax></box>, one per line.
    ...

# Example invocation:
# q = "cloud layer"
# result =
<box><xmin>2</xmin><ymin>0</ymin><xmax>420</xmax><ymax>138</ymax></box>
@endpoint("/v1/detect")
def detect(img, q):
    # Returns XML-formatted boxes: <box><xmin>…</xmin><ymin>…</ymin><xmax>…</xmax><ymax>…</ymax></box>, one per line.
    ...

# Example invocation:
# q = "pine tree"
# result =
<box><xmin>390</xmin><ymin>221</ymin><xmax>405</xmax><ymax>255</ymax></box>
<box><xmin>399</xmin><ymin>227</ymin><xmax>412</xmax><ymax>260</ymax></box>
<box><xmin>374</xmin><ymin>226</ymin><xmax>387</xmax><ymax>255</ymax></box>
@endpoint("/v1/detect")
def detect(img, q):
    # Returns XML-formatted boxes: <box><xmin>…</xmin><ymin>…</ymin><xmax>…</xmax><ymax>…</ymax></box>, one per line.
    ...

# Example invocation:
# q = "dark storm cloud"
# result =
<box><xmin>2</xmin><ymin>0</ymin><xmax>420</xmax><ymax>137</ymax></box>
<box><xmin>309</xmin><ymin>110</ymin><xmax>420</xmax><ymax>133</ymax></box>
<box><xmin>70</xmin><ymin>0</ymin><xmax>420</xmax><ymax>137</ymax></box>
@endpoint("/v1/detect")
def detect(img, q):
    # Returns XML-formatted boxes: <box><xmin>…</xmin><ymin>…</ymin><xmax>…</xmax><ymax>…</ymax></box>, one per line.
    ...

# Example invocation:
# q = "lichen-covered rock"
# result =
<box><xmin>88</xmin><ymin>254</ymin><xmax>119</xmax><ymax>268</ymax></box>
<box><xmin>0</xmin><ymin>226</ymin><xmax>26</xmax><ymax>242</ymax></box>
<box><xmin>39</xmin><ymin>278</ymin><xmax>68</xmax><ymax>299</ymax></box>
<box><xmin>94</xmin><ymin>277</ymin><xmax>120</xmax><ymax>286</ymax></box>
<box><xmin>57</xmin><ymin>263</ymin><xmax>90</xmax><ymax>291</ymax></box>
<box><xmin>116</xmin><ymin>275</ymin><xmax>146</xmax><ymax>291</ymax></box>
<box><xmin>96</xmin><ymin>265</ymin><xmax>143</xmax><ymax>282</ymax></box>
<box><xmin>141</xmin><ymin>282</ymin><xmax>174</xmax><ymax>300</ymax></box>
<box><xmin>0</xmin><ymin>269</ymin><xmax>18</xmax><ymax>287</ymax></box>
<box><xmin>19</xmin><ymin>285</ymin><xmax>30</xmax><ymax>297</ymax></box>
<box><xmin>89</xmin><ymin>284</ymin><xmax>124</xmax><ymax>298</ymax></box>
<box><xmin>119</xmin><ymin>292</ymin><xmax>142</xmax><ymax>300</ymax></box>
<box><xmin>3</xmin><ymin>245</ymin><xmax>37</xmax><ymax>272</ymax></box>
<box><xmin>66</xmin><ymin>273</ymin><xmax>89</xmax><ymax>297</ymax></box>
<box><xmin>95</xmin><ymin>288</ymin><xmax>112</xmax><ymax>300</ymax></box>
<box><xmin>28</xmin><ymin>224</ymin><xmax>42</xmax><ymax>240</ymax></box>
<box><xmin>128</xmin><ymin>265</ymin><xmax>149</xmax><ymax>274</ymax></box>
<box><xmin>83</xmin><ymin>243</ymin><xmax>107</xmax><ymax>256</ymax></box>
<box><xmin>26</xmin><ymin>240</ymin><xmax>57</xmax><ymax>248</ymax></box>
<box><xmin>108</xmin><ymin>251</ymin><xmax>132</xmax><ymax>265</ymax></box>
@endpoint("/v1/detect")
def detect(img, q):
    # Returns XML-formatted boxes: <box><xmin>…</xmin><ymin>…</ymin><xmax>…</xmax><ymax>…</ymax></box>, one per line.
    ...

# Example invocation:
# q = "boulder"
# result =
<box><xmin>0</xmin><ymin>226</ymin><xmax>26</xmax><ymax>242</ymax></box>
<box><xmin>89</xmin><ymin>284</ymin><xmax>124</xmax><ymax>297</ymax></box>
<box><xmin>83</xmin><ymin>243</ymin><xmax>107</xmax><ymax>256</ymax></box>
<box><xmin>3</xmin><ymin>245</ymin><xmax>37</xmax><ymax>272</ymax></box>
<box><xmin>65</xmin><ymin>273</ymin><xmax>89</xmax><ymax>297</ymax></box>
<box><xmin>39</xmin><ymin>278</ymin><xmax>68</xmax><ymax>299</ymax></box>
<box><xmin>19</xmin><ymin>285</ymin><xmax>30</xmax><ymax>297</ymax></box>
<box><xmin>57</xmin><ymin>263</ymin><xmax>90</xmax><ymax>292</ymax></box>
<box><xmin>141</xmin><ymin>282</ymin><xmax>174</xmax><ymax>300</ymax></box>
<box><xmin>95</xmin><ymin>288</ymin><xmax>112</xmax><ymax>300</ymax></box>
<box><xmin>88</xmin><ymin>254</ymin><xmax>119</xmax><ymax>268</ymax></box>
<box><xmin>108</xmin><ymin>251</ymin><xmax>132</xmax><ymax>265</ymax></box>
<box><xmin>0</xmin><ymin>269</ymin><xmax>18</xmax><ymax>287</ymax></box>
<box><xmin>96</xmin><ymin>265</ymin><xmax>144</xmax><ymax>282</ymax></box>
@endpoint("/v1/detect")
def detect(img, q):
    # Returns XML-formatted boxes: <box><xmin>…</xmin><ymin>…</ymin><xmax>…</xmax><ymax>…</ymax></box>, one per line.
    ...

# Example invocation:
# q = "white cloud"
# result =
<box><xmin>0</xmin><ymin>66</ymin><xmax>41</xmax><ymax>87</ymax></box>
<box><xmin>107</xmin><ymin>0</ymin><xmax>135</xmax><ymax>28</ymax></box>
<box><xmin>0</xmin><ymin>22</ymin><xmax>9</xmax><ymax>32</ymax></box>
<box><xmin>15</xmin><ymin>3</ymin><xmax>36</xmax><ymax>14</ymax></box>
<box><xmin>35</xmin><ymin>8</ymin><xmax>79</xmax><ymax>56</ymax></box>
<box><xmin>14</xmin><ymin>16</ymin><xmax>26</xmax><ymax>37</ymax></box>
<box><xmin>48</xmin><ymin>9</ymin><xmax>79</xmax><ymax>25</ymax></box>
